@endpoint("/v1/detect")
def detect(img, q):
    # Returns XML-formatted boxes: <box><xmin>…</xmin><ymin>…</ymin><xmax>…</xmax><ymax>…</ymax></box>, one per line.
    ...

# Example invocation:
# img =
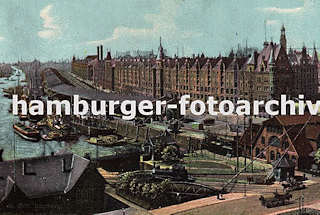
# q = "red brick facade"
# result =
<box><xmin>71</xmin><ymin>26</ymin><xmax>319</xmax><ymax>103</ymax></box>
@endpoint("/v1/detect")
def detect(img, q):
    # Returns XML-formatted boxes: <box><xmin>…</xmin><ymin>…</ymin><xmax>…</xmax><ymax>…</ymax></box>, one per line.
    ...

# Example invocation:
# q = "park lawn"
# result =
<box><xmin>184</xmin><ymin>160</ymin><xmax>231</xmax><ymax>169</ymax></box>
<box><xmin>195</xmin><ymin>177</ymin><xmax>247</xmax><ymax>184</ymax></box>
<box><xmin>188</xmin><ymin>168</ymin><xmax>235</xmax><ymax>175</ymax></box>
<box><xmin>184</xmin><ymin>150</ymin><xmax>272</xmax><ymax>172</ymax></box>
<box><xmin>224</xmin><ymin>157</ymin><xmax>272</xmax><ymax>171</ymax></box>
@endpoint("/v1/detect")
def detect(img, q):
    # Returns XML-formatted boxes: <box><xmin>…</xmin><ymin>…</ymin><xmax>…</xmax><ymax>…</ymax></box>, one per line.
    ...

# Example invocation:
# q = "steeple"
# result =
<box><xmin>312</xmin><ymin>43</ymin><xmax>319</xmax><ymax>65</ymax></box>
<box><xmin>280</xmin><ymin>24</ymin><xmax>287</xmax><ymax>52</ymax></box>
<box><xmin>157</xmin><ymin>36</ymin><xmax>164</xmax><ymax>61</ymax></box>
<box><xmin>229</xmin><ymin>48</ymin><xmax>235</xmax><ymax>58</ymax></box>
<box><xmin>302</xmin><ymin>43</ymin><xmax>307</xmax><ymax>56</ymax></box>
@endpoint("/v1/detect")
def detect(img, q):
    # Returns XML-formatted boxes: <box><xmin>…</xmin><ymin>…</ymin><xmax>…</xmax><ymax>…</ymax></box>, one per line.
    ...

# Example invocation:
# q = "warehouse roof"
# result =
<box><xmin>50</xmin><ymin>84</ymin><xmax>154</xmax><ymax>103</ymax></box>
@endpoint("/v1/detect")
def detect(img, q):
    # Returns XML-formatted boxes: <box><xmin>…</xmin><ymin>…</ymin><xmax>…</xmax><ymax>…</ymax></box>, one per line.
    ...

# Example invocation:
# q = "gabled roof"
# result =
<box><xmin>221</xmin><ymin>57</ymin><xmax>234</xmax><ymax>69</ymax></box>
<box><xmin>0</xmin><ymin>152</ymin><xmax>90</xmax><ymax>202</ymax></box>
<box><xmin>285</xmin><ymin>125</ymin><xmax>313</xmax><ymax>158</ymax></box>
<box><xmin>288</xmin><ymin>48</ymin><xmax>314</xmax><ymax>66</ymax></box>
<box><xmin>272</xmin><ymin>156</ymin><xmax>295</xmax><ymax>168</ymax></box>
<box><xmin>261</xmin><ymin>115</ymin><xmax>320</xmax><ymax>158</ymax></box>
<box><xmin>85</xmin><ymin>55</ymin><xmax>98</xmax><ymax>61</ymax></box>
<box><xmin>256</xmin><ymin>42</ymin><xmax>281</xmax><ymax>72</ymax></box>
<box><xmin>305</xmin><ymin>124</ymin><xmax>320</xmax><ymax>140</ymax></box>
<box><xmin>239</xmin><ymin>123</ymin><xmax>262</xmax><ymax>147</ymax></box>
<box><xmin>263</xmin><ymin>115</ymin><xmax>320</xmax><ymax>127</ymax></box>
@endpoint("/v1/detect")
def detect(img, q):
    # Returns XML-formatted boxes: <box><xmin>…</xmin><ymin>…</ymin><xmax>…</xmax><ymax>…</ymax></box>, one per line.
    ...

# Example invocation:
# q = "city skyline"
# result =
<box><xmin>0</xmin><ymin>0</ymin><xmax>318</xmax><ymax>62</ymax></box>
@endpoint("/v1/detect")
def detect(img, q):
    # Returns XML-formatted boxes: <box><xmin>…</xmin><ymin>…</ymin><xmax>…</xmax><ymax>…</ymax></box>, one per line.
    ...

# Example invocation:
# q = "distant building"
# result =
<box><xmin>71</xmin><ymin>26</ymin><xmax>319</xmax><ymax>105</ymax></box>
<box><xmin>272</xmin><ymin>157</ymin><xmax>295</xmax><ymax>182</ymax></box>
<box><xmin>240</xmin><ymin>115</ymin><xmax>320</xmax><ymax>170</ymax></box>
<box><xmin>0</xmin><ymin>151</ymin><xmax>106</xmax><ymax>214</ymax></box>
<box><xmin>288</xmin><ymin>44</ymin><xmax>319</xmax><ymax>100</ymax></box>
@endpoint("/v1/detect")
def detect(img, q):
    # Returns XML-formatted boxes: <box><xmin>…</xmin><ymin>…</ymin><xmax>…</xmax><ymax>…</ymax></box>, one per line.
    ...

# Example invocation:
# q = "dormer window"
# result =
<box><xmin>22</xmin><ymin>162</ymin><xmax>36</xmax><ymax>176</ymax></box>
<box><xmin>62</xmin><ymin>158</ymin><xmax>72</xmax><ymax>173</ymax></box>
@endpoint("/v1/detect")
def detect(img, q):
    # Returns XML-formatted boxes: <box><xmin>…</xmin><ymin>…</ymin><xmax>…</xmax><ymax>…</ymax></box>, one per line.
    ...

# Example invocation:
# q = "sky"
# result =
<box><xmin>0</xmin><ymin>0</ymin><xmax>318</xmax><ymax>62</ymax></box>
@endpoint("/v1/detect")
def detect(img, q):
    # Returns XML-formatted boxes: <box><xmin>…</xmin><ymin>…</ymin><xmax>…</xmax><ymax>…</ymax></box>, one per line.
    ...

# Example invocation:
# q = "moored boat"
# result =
<box><xmin>41</xmin><ymin>134</ymin><xmax>53</xmax><ymax>141</ymax></box>
<box><xmin>85</xmin><ymin>135</ymin><xmax>128</xmax><ymax>147</ymax></box>
<box><xmin>19</xmin><ymin>113</ymin><xmax>28</xmax><ymax>121</ymax></box>
<box><xmin>13</xmin><ymin>122</ymin><xmax>40</xmax><ymax>141</ymax></box>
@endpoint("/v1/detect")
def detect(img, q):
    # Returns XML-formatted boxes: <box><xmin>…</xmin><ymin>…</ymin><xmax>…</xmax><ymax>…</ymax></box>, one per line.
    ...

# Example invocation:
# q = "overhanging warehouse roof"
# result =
<box><xmin>50</xmin><ymin>84</ymin><xmax>155</xmax><ymax>103</ymax></box>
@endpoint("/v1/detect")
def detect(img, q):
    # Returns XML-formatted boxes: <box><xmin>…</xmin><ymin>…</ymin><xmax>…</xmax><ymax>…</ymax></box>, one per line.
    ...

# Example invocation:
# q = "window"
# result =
<box><xmin>269</xmin><ymin>136</ymin><xmax>280</xmax><ymax>147</ymax></box>
<box><xmin>22</xmin><ymin>162</ymin><xmax>36</xmax><ymax>176</ymax></box>
<box><xmin>270</xmin><ymin>151</ymin><xmax>275</xmax><ymax>161</ymax></box>
<box><xmin>261</xmin><ymin>137</ymin><xmax>265</xmax><ymax>145</ymax></box>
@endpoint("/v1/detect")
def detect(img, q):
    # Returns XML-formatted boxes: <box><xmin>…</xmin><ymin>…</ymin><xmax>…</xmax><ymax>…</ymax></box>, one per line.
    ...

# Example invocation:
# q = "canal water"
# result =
<box><xmin>1</xmin><ymin>67</ymin><xmax>131</xmax><ymax>160</ymax></box>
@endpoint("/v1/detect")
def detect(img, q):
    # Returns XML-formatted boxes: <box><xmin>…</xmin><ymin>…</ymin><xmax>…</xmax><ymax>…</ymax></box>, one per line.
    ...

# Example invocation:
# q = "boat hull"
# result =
<box><xmin>14</xmin><ymin>129</ymin><xmax>40</xmax><ymax>142</ymax></box>
<box><xmin>13</xmin><ymin>124</ymin><xmax>40</xmax><ymax>142</ymax></box>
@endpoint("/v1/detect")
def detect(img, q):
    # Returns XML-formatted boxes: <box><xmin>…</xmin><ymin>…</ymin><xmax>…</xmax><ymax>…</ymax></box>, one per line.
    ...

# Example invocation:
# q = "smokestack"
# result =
<box><xmin>100</xmin><ymin>45</ymin><xmax>103</xmax><ymax>61</ymax></box>
<box><xmin>97</xmin><ymin>46</ymin><xmax>100</xmax><ymax>61</ymax></box>
<box><xmin>0</xmin><ymin>148</ymin><xmax>3</xmax><ymax>162</ymax></box>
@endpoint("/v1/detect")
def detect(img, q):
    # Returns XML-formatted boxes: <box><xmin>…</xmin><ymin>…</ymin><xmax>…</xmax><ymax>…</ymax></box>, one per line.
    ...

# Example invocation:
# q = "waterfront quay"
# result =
<box><xmin>1</xmin><ymin>61</ymin><xmax>320</xmax><ymax>215</ymax></box>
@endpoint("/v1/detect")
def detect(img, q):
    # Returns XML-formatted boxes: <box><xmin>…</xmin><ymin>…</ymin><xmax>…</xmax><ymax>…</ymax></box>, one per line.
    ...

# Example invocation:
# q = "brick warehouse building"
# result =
<box><xmin>240</xmin><ymin>115</ymin><xmax>320</xmax><ymax>170</ymax></box>
<box><xmin>71</xmin><ymin>26</ymin><xmax>319</xmax><ymax>103</ymax></box>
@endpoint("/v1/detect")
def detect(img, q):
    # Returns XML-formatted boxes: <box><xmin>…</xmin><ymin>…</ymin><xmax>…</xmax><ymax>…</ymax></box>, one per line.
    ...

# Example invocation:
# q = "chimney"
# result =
<box><xmin>100</xmin><ymin>45</ymin><xmax>103</xmax><ymax>61</ymax></box>
<box><xmin>0</xmin><ymin>148</ymin><xmax>3</xmax><ymax>162</ymax></box>
<box><xmin>97</xmin><ymin>46</ymin><xmax>100</xmax><ymax>61</ymax></box>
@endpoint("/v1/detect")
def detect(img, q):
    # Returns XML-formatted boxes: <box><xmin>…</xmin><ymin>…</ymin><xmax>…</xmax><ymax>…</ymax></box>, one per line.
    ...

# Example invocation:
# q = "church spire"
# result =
<box><xmin>280</xmin><ymin>24</ymin><xmax>287</xmax><ymax>52</ymax></box>
<box><xmin>312</xmin><ymin>42</ymin><xmax>319</xmax><ymax>64</ymax></box>
<box><xmin>157</xmin><ymin>36</ymin><xmax>164</xmax><ymax>61</ymax></box>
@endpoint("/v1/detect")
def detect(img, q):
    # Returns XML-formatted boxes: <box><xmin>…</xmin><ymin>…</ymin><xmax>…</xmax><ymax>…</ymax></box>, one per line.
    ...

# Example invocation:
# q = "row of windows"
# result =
<box><xmin>266</xmin><ymin>126</ymin><xmax>282</xmax><ymax>134</ymax></box>
<box><xmin>255</xmin><ymin>148</ymin><xmax>296</xmax><ymax>161</ymax></box>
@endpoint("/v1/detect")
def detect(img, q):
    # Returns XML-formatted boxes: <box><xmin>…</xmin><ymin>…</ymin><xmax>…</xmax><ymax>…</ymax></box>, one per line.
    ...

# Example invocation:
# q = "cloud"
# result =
<box><xmin>0</xmin><ymin>36</ymin><xmax>4</xmax><ymax>41</ymax></box>
<box><xmin>87</xmin><ymin>0</ymin><xmax>202</xmax><ymax>46</ymax></box>
<box><xmin>87</xmin><ymin>26</ymin><xmax>154</xmax><ymax>45</ymax></box>
<box><xmin>266</xmin><ymin>20</ymin><xmax>278</xmax><ymax>25</ymax></box>
<box><xmin>260</xmin><ymin>7</ymin><xmax>303</xmax><ymax>14</ymax></box>
<box><xmin>38</xmin><ymin>4</ymin><xmax>61</xmax><ymax>39</ymax></box>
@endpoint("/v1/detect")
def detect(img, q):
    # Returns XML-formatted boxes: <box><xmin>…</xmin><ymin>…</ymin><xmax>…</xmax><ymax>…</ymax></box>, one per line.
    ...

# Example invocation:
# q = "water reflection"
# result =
<box><xmin>1</xmin><ymin>67</ymin><xmax>119</xmax><ymax>161</ymax></box>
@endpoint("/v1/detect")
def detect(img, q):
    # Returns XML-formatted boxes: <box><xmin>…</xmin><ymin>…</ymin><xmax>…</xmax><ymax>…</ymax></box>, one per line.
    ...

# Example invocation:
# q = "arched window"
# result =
<box><xmin>270</xmin><ymin>151</ymin><xmax>275</xmax><ymax>161</ymax></box>
<box><xmin>269</xmin><ymin>136</ymin><xmax>280</xmax><ymax>147</ymax></box>
<box><xmin>276</xmin><ymin>152</ymin><xmax>281</xmax><ymax>159</ymax></box>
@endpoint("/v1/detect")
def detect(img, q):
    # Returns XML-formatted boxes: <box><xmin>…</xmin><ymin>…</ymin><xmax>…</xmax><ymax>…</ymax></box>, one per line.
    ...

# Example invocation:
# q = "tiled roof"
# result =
<box><xmin>272</xmin><ymin>156</ymin><xmax>295</xmax><ymax>168</ymax></box>
<box><xmin>51</xmin><ymin>83</ymin><xmax>154</xmax><ymax>103</ymax></box>
<box><xmin>286</xmin><ymin>125</ymin><xmax>314</xmax><ymax>157</ymax></box>
<box><xmin>255</xmin><ymin>43</ymin><xmax>281</xmax><ymax>72</ymax></box>
<box><xmin>305</xmin><ymin>124</ymin><xmax>320</xmax><ymax>140</ymax></box>
<box><xmin>85</xmin><ymin>55</ymin><xmax>98</xmax><ymax>61</ymax></box>
<box><xmin>239</xmin><ymin>124</ymin><xmax>262</xmax><ymax>147</ymax></box>
<box><xmin>275</xmin><ymin>115</ymin><xmax>320</xmax><ymax>126</ymax></box>
<box><xmin>288</xmin><ymin>48</ymin><xmax>316</xmax><ymax>66</ymax></box>
<box><xmin>0</xmin><ymin>152</ymin><xmax>90</xmax><ymax>202</ymax></box>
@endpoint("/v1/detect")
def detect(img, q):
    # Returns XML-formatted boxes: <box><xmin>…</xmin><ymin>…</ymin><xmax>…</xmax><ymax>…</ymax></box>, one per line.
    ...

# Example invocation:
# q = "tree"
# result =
<box><xmin>314</xmin><ymin>149</ymin><xmax>320</xmax><ymax>164</ymax></box>
<box><xmin>161</xmin><ymin>145</ymin><xmax>179</xmax><ymax>163</ymax></box>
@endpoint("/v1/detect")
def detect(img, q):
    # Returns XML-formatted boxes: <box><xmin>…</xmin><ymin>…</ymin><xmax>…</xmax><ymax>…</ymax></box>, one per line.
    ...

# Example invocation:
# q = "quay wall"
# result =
<box><xmin>106</xmin><ymin>119</ymin><xmax>204</xmax><ymax>152</ymax></box>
